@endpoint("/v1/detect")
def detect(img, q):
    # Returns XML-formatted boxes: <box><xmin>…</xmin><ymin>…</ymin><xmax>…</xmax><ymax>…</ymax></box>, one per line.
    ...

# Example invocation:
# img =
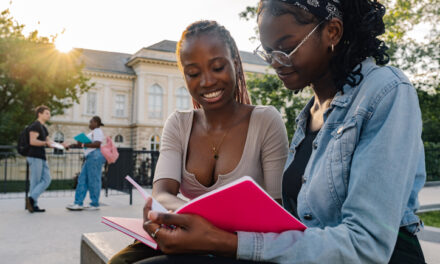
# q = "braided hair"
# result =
<box><xmin>176</xmin><ymin>20</ymin><xmax>251</xmax><ymax>109</ymax></box>
<box><xmin>257</xmin><ymin>0</ymin><xmax>390</xmax><ymax>92</ymax></box>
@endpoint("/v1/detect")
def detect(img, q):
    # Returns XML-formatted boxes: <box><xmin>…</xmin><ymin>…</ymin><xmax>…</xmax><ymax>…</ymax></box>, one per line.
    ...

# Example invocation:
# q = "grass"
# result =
<box><xmin>418</xmin><ymin>211</ymin><xmax>440</xmax><ymax>228</ymax></box>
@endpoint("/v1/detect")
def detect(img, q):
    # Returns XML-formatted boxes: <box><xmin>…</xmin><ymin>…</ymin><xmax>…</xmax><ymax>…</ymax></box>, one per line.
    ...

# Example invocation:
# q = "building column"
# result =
<box><xmin>167</xmin><ymin>77</ymin><xmax>173</xmax><ymax>118</ymax></box>
<box><xmin>136</xmin><ymin>74</ymin><xmax>145</xmax><ymax>124</ymax></box>
<box><xmin>103</xmin><ymin>82</ymin><xmax>110</xmax><ymax>122</ymax></box>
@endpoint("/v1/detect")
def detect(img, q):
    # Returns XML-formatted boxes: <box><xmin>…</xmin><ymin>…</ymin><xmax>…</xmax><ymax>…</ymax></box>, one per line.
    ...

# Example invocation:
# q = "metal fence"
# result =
<box><xmin>1</xmin><ymin>144</ymin><xmax>438</xmax><ymax>201</ymax></box>
<box><xmin>425</xmin><ymin>147</ymin><xmax>440</xmax><ymax>182</ymax></box>
<box><xmin>0</xmin><ymin>146</ymin><xmax>159</xmax><ymax>205</ymax></box>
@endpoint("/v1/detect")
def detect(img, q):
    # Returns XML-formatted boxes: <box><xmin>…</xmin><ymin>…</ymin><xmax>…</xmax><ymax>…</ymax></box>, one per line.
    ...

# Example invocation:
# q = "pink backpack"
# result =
<box><xmin>100</xmin><ymin>136</ymin><xmax>119</xmax><ymax>164</ymax></box>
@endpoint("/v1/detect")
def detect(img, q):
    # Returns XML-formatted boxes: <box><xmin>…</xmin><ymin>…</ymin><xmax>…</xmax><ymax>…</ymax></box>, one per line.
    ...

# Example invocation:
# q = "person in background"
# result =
<box><xmin>139</xmin><ymin>1</ymin><xmax>426</xmax><ymax>263</ymax></box>
<box><xmin>66</xmin><ymin>116</ymin><xmax>106</xmax><ymax>211</ymax></box>
<box><xmin>108</xmin><ymin>20</ymin><xmax>288</xmax><ymax>264</ymax></box>
<box><xmin>26</xmin><ymin>105</ymin><xmax>61</xmax><ymax>213</ymax></box>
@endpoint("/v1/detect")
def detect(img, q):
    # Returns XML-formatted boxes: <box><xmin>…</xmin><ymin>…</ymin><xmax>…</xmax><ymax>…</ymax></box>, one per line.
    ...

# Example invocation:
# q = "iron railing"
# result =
<box><xmin>425</xmin><ymin>147</ymin><xmax>440</xmax><ymax>182</ymax></box>
<box><xmin>0</xmin><ymin>146</ymin><xmax>160</xmax><ymax>205</ymax></box>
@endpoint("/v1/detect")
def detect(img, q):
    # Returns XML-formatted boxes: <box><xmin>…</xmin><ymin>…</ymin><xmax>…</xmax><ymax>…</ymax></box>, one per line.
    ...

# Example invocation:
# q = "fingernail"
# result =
<box><xmin>148</xmin><ymin>211</ymin><xmax>158</xmax><ymax>220</ymax></box>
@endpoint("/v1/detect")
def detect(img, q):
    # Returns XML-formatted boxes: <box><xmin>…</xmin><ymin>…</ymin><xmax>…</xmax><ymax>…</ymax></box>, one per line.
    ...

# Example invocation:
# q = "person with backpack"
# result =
<box><xmin>66</xmin><ymin>116</ymin><xmax>106</xmax><ymax>211</ymax></box>
<box><xmin>25</xmin><ymin>105</ymin><xmax>63</xmax><ymax>213</ymax></box>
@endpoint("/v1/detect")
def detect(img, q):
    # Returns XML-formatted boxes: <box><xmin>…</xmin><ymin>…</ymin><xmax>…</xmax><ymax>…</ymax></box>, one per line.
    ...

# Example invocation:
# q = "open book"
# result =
<box><xmin>102</xmin><ymin>175</ymin><xmax>307</xmax><ymax>249</ymax></box>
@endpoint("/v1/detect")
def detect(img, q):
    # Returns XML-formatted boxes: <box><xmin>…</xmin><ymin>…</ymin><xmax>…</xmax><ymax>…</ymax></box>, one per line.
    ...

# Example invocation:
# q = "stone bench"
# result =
<box><xmin>81</xmin><ymin>226</ymin><xmax>440</xmax><ymax>264</ymax></box>
<box><xmin>81</xmin><ymin>231</ymin><xmax>133</xmax><ymax>264</ymax></box>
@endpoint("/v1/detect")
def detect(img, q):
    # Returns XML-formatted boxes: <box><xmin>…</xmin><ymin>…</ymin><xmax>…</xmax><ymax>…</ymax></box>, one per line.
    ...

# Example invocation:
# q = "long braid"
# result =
<box><xmin>176</xmin><ymin>20</ymin><xmax>251</xmax><ymax>109</ymax></box>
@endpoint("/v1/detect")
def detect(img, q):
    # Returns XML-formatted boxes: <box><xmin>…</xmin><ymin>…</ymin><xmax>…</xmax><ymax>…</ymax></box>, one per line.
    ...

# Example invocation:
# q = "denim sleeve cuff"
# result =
<box><xmin>236</xmin><ymin>231</ymin><xmax>263</xmax><ymax>261</ymax></box>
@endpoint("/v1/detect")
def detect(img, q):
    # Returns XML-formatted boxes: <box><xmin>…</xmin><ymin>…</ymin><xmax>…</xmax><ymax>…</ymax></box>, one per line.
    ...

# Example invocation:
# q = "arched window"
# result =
<box><xmin>86</xmin><ymin>92</ymin><xmax>97</xmax><ymax>115</ymax></box>
<box><xmin>150</xmin><ymin>135</ymin><xmax>161</xmax><ymax>151</ymax></box>
<box><xmin>148</xmin><ymin>84</ymin><xmax>163</xmax><ymax>119</ymax></box>
<box><xmin>115</xmin><ymin>134</ymin><xmax>124</xmax><ymax>143</ymax></box>
<box><xmin>176</xmin><ymin>87</ymin><xmax>190</xmax><ymax>110</ymax></box>
<box><xmin>53</xmin><ymin>131</ymin><xmax>64</xmax><ymax>143</ymax></box>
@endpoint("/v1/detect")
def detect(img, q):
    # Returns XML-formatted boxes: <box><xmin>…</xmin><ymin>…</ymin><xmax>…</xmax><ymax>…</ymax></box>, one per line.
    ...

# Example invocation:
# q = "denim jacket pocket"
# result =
<box><xmin>326</xmin><ymin>119</ymin><xmax>358</xmax><ymax>209</ymax></box>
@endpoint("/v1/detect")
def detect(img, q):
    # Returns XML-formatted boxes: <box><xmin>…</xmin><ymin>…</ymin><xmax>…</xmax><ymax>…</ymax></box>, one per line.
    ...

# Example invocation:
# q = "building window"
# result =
<box><xmin>176</xmin><ymin>87</ymin><xmax>190</xmax><ymax>110</ymax></box>
<box><xmin>115</xmin><ymin>134</ymin><xmax>124</xmax><ymax>143</ymax></box>
<box><xmin>148</xmin><ymin>84</ymin><xmax>163</xmax><ymax>119</ymax></box>
<box><xmin>86</xmin><ymin>92</ymin><xmax>97</xmax><ymax>115</ymax></box>
<box><xmin>150</xmin><ymin>135</ymin><xmax>160</xmax><ymax>151</ymax></box>
<box><xmin>53</xmin><ymin>131</ymin><xmax>64</xmax><ymax>155</ymax></box>
<box><xmin>115</xmin><ymin>94</ymin><xmax>126</xmax><ymax>117</ymax></box>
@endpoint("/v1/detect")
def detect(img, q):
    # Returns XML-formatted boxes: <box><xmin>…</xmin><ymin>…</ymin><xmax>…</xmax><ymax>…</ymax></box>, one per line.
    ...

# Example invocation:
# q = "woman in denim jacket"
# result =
<box><xmin>140</xmin><ymin>1</ymin><xmax>426</xmax><ymax>263</ymax></box>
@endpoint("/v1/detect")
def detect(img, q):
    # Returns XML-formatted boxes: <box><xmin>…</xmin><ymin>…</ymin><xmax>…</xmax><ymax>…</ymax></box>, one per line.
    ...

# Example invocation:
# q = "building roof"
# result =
<box><xmin>145</xmin><ymin>40</ymin><xmax>267</xmax><ymax>66</ymax></box>
<box><xmin>78</xmin><ymin>49</ymin><xmax>135</xmax><ymax>75</ymax></box>
<box><xmin>78</xmin><ymin>40</ymin><xmax>267</xmax><ymax>75</ymax></box>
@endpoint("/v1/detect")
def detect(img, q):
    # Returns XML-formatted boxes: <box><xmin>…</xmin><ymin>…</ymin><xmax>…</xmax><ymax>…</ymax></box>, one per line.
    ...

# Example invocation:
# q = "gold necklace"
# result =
<box><xmin>211</xmin><ymin>130</ymin><xmax>228</xmax><ymax>160</ymax></box>
<box><xmin>205</xmin><ymin>125</ymin><xmax>230</xmax><ymax>160</ymax></box>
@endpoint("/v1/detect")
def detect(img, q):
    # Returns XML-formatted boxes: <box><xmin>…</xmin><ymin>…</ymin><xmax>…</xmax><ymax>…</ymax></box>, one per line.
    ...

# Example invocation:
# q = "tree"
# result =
<box><xmin>0</xmin><ymin>9</ymin><xmax>93</xmax><ymax>146</ymax></box>
<box><xmin>240</xmin><ymin>0</ymin><xmax>440</xmax><ymax>143</ymax></box>
<box><xmin>381</xmin><ymin>0</ymin><xmax>440</xmax><ymax>143</ymax></box>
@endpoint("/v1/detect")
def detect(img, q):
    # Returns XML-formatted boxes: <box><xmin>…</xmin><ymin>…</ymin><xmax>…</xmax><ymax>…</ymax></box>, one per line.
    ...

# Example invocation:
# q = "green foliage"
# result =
<box><xmin>247</xmin><ymin>73</ymin><xmax>309</xmax><ymax>139</ymax></box>
<box><xmin>0</xmin><ymin>9</ymin><xmax>93</xmax><ymax>146</ymax></box>
<box><xmin>382</xmin><ymin>0</ymin><xmax>440</xmax><ymax>144</ymax></box>
<box><xmin>425</xmin><ymin>142</ymin><xmax>440</xmax><ymax>181</ymax></box>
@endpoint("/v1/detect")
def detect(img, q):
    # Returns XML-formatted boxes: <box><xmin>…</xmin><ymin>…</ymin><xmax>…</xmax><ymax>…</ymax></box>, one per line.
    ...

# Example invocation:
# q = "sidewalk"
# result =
<box><xmin>0</xmin><ymin>186</ymin><xmax>439</xmax><ymax>264</ymax></box>
<box><xmin>0</xmin><ymin>190</ymin><xmax>145</xmax><ymax>264</ymax></box>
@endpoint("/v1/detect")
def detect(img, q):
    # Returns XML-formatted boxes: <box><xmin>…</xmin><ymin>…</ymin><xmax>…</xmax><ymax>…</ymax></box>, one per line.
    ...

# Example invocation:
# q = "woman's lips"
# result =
<box><xmin>277</xmin><ymin>71</ymin><xmax>296</xmax><ymax>81</ymax></box>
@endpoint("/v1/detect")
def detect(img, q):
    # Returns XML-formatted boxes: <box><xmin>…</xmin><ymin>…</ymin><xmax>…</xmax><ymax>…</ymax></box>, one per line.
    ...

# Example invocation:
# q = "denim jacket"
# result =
<box><xmin>237</xmin><ymin>58</ymin><xmax>426</xmax><ymax>264</ymax></box>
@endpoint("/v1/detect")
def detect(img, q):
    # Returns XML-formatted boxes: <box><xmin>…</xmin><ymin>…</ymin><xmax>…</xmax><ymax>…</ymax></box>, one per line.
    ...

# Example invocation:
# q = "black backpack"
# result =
<box><xmin>17</xmin><ymin>126</ymin><xmax>30</xmax><ymax>156</ymax></box>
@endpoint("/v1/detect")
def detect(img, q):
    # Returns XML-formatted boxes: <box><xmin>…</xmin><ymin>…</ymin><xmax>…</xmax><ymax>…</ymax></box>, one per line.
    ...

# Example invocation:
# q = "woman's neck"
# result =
<box><xmin>307</xmin><ymin>72</ymin><xmax>338</xmax><ymax>131</ymax></box>
<box><xmin>202</xmin><ymin>101</ymin><xmax>241</xmax><ymax>131</ymax></box>
<box><xmin>310</xmin><ymin>71</ymin><xmax>338</xmax><ymax>114</ymax></box>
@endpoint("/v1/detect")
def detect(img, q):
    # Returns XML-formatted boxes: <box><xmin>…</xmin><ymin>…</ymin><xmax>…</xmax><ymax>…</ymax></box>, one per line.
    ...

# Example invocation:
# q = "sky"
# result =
<box><xmin>1</xmin><ymin>0</ymin><xmax>430</xmax><ymax>55</ymax></box>
<box><xmin>1</xmin><ymin>0</ymin><xmax>261</xmax><ymax>54</ymax></box>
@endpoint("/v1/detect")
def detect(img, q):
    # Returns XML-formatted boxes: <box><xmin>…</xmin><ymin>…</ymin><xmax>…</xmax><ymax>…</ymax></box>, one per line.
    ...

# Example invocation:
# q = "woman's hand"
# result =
<box><xmin>142</xmin><ymin>198</ymin><xmax>238</xmax><ymax>257</ymax></box>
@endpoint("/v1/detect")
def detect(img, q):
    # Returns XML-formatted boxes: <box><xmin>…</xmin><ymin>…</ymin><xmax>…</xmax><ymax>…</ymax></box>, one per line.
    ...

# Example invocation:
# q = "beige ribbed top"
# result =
<box><xmin>153</xmin><ymin>105</ymin><xmax>288</xmax><ymax>200</ymax></box>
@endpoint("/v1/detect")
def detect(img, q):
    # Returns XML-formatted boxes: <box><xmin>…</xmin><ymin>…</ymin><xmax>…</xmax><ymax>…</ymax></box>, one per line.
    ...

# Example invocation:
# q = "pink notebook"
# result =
<box><xmin>102</xmin><ymin>176</ymin><xmax>306</xmax><ymax>249</ymax></box>
<box><xmin>102</xmin><ymin>217</ymin><xmax>158</xmax><ymax>249</ymax></box>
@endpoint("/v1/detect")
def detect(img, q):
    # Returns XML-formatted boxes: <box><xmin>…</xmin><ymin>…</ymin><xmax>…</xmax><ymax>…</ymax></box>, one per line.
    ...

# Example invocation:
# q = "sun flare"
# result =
<box><xmin>55</xmin><ymin>36</ymin><xmax>74</xmax><ymax>53</ymax></box>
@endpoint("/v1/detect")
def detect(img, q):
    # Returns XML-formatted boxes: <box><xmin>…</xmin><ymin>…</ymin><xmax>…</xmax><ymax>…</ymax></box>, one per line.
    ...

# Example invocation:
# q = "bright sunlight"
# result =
<box><xmin>55</xmin><ymin>34</ymin><xmax>73</xmax><ymax>53</ymax></box>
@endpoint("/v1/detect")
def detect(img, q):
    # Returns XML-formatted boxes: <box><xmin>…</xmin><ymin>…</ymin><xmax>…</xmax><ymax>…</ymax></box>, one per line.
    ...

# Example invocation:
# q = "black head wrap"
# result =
<box><xmin>279</xmin><ymin>0</ymin><xmax>343</xmax><ymax>20</ymax></box>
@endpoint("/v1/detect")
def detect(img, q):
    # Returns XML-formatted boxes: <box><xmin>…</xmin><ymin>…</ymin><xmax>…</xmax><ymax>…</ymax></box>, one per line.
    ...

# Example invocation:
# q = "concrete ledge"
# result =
<box><xmin>81</xmin><ymin>231</ymin><xmax>133</xmax><ymax>264</ymax></box>
<box><xmin>418</xmin><ymin>204</ymin><xmax>440</xmax><ymax>213</ymax></box>
<box><xmin>424</xmin><ymin>181</ymin><xmax>440</xmax><ymax>187</ymax></box>
<box><xmin>418</xmin><ymin>226</ymin><xmax>440</xmax><ymax>243</ymax></box>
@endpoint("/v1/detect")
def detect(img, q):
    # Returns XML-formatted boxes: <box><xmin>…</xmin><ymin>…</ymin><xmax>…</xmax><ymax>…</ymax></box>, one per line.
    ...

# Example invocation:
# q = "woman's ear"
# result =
<box><xmin>325</xmin><ymin>18</ymin><xmax>343</xmax><ymax>51</ymax></box>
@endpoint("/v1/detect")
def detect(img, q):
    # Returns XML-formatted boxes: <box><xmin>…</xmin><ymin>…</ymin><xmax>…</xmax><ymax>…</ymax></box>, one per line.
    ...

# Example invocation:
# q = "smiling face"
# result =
<box><xmin>258</xmin><ymin>9</ymin><xmax>333</xmax><ymax>91</ymax></box>
<box><xmin>179</xmin><ymin>33</ymin><xmax>238</xmax><ymax>110</ymax></box>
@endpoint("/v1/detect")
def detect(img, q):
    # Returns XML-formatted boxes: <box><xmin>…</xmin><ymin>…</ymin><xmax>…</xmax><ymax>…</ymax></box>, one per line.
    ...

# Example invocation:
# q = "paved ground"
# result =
<box><xmin>0</xmin><ymin>185</ymin><xmax>439</xmax><ymax>264</ymax></box>
<box><xmin>0</xmin><ymin>190</ymin><xmax>145</xmax><ymax>264</ymax></box>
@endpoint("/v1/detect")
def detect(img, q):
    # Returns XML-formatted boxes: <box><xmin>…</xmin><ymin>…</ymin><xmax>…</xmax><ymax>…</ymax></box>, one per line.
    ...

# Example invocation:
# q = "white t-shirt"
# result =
<box><xmin>84</xmin><ymin>127</ymin><xmax>104</xmax><ymax>156</ymax></box>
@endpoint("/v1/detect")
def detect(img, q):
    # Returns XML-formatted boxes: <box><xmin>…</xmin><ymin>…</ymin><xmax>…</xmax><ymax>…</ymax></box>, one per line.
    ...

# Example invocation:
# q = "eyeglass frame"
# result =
<box><xmin>254</xmin><ymin>20</ymin><xmax>324</xmax><ymax>67</ymax></box>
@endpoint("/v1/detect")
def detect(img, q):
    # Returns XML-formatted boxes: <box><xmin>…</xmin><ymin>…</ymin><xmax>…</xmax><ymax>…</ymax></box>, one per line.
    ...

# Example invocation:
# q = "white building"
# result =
<box><xmin>50</xmin><ymin>40</ymin><xmax>271</xmax><ymax>150</ymax></box>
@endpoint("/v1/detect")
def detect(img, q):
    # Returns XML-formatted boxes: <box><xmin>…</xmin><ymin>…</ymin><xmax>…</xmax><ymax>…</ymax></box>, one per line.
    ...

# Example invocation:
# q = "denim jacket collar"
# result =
<box><xmin>332</xmin><ymin>58</ymin><xmax>378</xmax><ymax>107</ymax></box>
<box><xmin>296</xmin><ymin>58</ymin><xmax>378</xmax><ymax>125</ymax></box>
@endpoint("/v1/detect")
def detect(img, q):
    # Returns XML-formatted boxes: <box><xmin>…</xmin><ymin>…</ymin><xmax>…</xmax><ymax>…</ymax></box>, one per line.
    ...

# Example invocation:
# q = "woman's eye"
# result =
<box><xmin>213</xmin><ymin>65</ymin><xmax>225</xmax><ymax>72</ymax></box>
<box><xmin>187</xmin><ymin>72</ymin><xmax>199</xmax><ymax>78</ymax></box>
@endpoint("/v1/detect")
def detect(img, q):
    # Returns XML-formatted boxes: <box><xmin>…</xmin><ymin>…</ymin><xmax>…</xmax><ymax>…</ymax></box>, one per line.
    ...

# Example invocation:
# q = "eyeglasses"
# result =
<box><xmin>254</xmin><ymin>21</ymin><xmax>324</xmax><ymax>67</ymax></box>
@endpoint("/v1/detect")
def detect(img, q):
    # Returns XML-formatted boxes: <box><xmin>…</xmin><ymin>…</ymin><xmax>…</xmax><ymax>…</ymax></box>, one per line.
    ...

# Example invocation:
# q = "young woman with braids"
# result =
<box><xmin>140</xmin><ymin>1</ymin><xmax>426</xmax><ymax>263</ymax></box>
<box><xmin>108</xmin><ymin>20</ymin><xmax>288</xmax><ymax>264</ymax></box>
